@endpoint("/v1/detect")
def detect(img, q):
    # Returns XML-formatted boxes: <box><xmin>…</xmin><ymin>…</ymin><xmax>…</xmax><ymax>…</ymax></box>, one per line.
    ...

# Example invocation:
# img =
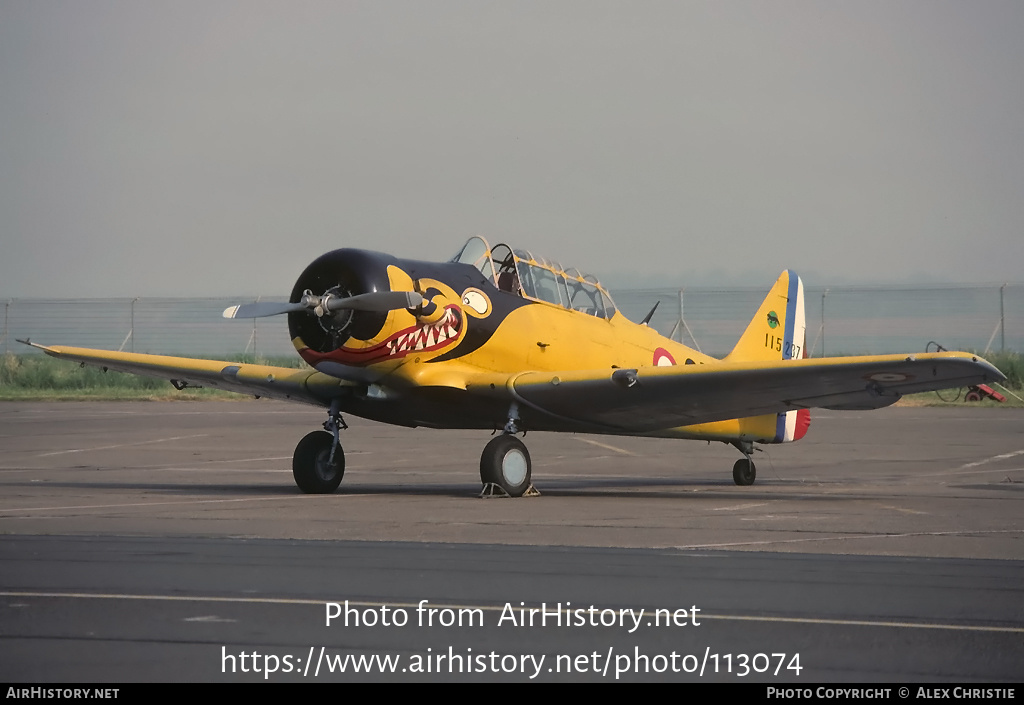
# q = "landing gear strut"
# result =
<box><xmin>292</xmin><ymin>400</ymin><xmax>347</xmax><ymax>494</ymax></box>
<box><xmin>730</xmin><ymin>440</ymin><xmax>757</xmax><ymax>486</ymax></box>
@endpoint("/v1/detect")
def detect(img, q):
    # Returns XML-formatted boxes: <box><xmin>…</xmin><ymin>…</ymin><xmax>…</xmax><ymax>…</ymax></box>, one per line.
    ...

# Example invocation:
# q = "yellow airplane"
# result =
<box><xmin>23</xmin><ymin>236</ymin><xmax>1004</xmax><ymax>497</ymax></box>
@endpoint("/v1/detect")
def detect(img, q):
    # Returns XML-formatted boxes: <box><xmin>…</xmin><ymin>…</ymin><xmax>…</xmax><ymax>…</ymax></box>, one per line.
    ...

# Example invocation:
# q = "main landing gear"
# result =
<box><xmin>730</xmin><ymin>440</ymin><xmax>757</xmax><ymax>486</ymax></box>
<box><xmin>291</xmin><ymin>401</ymin><xmax>540</xmax><ymax>497</ymax></box>
<box><xmin>292</xmin><ymin>400</ymin><xmax>346</xmax><ymax>494</ymax></box>
<box><xmin>480</xmin><ymin>434</ymin><xmax>535</xmax><ymax>497</ymax></box>
<box><xmin>480</xmin><ymin>403</ymin><xmax>539</xmax><ymax>498</ymax></box>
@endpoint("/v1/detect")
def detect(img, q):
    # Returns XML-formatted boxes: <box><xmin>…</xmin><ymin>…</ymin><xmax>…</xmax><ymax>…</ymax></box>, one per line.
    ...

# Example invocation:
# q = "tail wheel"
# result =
<box><xmin>964</xmin><ymin>391</ymin><xmax>983</xmax><ymax>402</ymax></box>
<box><xmin>480</xmin><ymin>435</ymin><xmax>532</xmax><ymax>497</ymax></box>
<box><xmin>293</xmin><ymin>430</ymin><xmax>345</xmax><ymax>494</ymax></box>
<box><xmin>732</xmin><ymin>458</ymin><xmax>756</xmax><ymax>486</ymax></box>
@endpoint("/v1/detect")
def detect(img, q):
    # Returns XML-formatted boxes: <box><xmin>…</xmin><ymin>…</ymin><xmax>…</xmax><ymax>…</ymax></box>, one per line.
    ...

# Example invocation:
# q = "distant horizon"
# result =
<box><xmin>3</xmin><ymin>272</ymin><xmax>1023</xmax><ymax>301</ymax></box>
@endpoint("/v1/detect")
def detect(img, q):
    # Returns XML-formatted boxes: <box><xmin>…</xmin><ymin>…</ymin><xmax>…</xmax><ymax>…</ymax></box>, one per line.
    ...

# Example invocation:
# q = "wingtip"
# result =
<box><xmin>987</xmin><ymin>360</ymin><xmax>1009</xmax><ymax>383</ymax></box>
<box><xmin>15</xmin><ymin>338</ymin><xmax>55</xmax><ymax>353</ymax></box>
<box><xmin>222</xmin><ymin>305</ymin><xmax>240</xmax><ymax>319</ymax></box>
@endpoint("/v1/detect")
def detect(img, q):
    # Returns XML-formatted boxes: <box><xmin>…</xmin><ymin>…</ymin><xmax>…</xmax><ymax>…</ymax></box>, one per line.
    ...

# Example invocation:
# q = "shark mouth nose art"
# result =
<box><xmin>313</xmin><ymin>304</ymin><xmax>465</xmax><ymax>366</ymax></box>
<box><xmin>386</xmin><ymin>306</ymin><xmax>462</xmax><ymax>357</ymax></box>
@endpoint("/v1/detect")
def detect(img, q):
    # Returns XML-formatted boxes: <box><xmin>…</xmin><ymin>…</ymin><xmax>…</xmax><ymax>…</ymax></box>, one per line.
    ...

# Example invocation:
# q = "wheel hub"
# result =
<box><xmin>314</xmin><ymin>450</ymin><xmax>338</xmax><ymax>481</ymax></box>
<box><xmin>501</xmin><ymin>449</ymin><xmax>528</xmax><ymax>486</ymax></box>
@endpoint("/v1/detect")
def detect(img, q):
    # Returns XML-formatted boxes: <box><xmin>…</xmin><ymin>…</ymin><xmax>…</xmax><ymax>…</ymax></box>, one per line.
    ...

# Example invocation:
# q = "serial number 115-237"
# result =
<box><xmin>765</xmin><ymin>334</ymin><xmax>801</xmax><ymax>358</ymax></box>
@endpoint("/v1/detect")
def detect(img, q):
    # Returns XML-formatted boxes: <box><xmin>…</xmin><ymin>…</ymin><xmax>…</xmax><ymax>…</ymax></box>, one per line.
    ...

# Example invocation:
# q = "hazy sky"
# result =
<box><xmin>2</xmin><ymin>1</ymin><xmax>1022</xmax><ymax>297</ymax></box>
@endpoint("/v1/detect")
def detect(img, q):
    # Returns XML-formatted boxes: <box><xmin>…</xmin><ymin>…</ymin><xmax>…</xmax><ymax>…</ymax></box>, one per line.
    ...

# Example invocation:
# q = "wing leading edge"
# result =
<box><xmin>505</xmin><ymin>352</ymin><xmax>1005</xmax><ymax>433</ymax></box>
<box><xmin>22</xmin><ymin>343</ymin><xmax>356</xmax><ymax>406</ymax></box>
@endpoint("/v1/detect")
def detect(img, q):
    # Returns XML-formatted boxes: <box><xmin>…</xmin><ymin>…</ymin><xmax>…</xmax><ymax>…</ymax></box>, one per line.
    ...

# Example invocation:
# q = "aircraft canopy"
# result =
<box><xmin>450</xmin><ymin>236</ymin><xmax>617</xmax><ymax>319</ymax></box>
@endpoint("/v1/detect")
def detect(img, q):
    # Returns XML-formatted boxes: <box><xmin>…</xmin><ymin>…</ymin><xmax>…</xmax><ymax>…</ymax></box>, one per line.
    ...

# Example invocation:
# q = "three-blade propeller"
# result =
<box><xmin>223</xmin><ymin>290</ymin><xmax>424</xmax><ymax>320</ymax></box>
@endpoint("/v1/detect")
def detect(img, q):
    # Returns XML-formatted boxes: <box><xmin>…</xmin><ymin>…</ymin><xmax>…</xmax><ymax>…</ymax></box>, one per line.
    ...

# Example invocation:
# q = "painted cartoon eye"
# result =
<box><xmin>462</xmin><ymin>288</ymin><xmax>490</xmax><ymax>316</ymax></box>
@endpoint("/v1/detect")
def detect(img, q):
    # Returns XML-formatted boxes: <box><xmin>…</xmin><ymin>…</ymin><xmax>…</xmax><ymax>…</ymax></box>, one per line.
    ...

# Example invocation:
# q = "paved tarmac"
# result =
<box><xmin>1</xmin><ymin>401</ymin><xmax>1022</xmax><ymax>682</ymax></box>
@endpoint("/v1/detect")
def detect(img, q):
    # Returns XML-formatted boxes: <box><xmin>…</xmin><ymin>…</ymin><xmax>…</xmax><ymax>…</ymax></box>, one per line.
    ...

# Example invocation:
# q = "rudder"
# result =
<box><xmin>726</xmin><ymin>270</ymin><xmax>810</xmax><ymax>443</ymax></box>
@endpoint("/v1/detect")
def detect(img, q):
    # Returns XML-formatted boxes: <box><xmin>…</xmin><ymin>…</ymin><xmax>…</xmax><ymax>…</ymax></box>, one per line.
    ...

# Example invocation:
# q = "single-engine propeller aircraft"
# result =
<box><xmin>24</xmin><ymin>236</ymin><xmax>1004</xmax><ymax>497</ymax></box>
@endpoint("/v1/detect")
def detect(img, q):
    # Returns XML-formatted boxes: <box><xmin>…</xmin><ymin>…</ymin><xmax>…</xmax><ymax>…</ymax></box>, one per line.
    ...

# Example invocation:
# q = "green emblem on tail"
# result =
<box><xmin>767</xmin><ymin>311</ymin><xmax>780</xmax><ymax>329</ymax></box>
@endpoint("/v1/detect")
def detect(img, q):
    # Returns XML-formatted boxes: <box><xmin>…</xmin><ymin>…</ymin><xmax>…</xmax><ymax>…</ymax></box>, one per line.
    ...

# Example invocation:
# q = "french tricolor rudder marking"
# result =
<box><xmin>775</xmin><ymin>272</ymin><xmax>808</xmax><ymax>443</ymax></box>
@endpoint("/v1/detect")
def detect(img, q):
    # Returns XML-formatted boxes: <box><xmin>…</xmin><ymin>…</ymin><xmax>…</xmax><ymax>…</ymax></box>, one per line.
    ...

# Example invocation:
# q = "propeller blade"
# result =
<box><xmin>322</xmin><ymin>291</ymin><xmax>424</xmax><ymax>313</ymax></box>
<box><xmin>223</xmin><ymin>291</ymin><xmax>424</xmax><ymax>320</ymax></box>
<box><xmin>222</xmin><ymin>301</ymin><xmax>306</xmax><ymax>319</ymax></box>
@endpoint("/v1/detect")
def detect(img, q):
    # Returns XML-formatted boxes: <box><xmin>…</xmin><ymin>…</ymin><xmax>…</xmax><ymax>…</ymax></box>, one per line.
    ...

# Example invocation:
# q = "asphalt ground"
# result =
<box><xmin>1</xmin><ymin>401</ymin><xmax>1022</xmax><ymax>682</ymax></box>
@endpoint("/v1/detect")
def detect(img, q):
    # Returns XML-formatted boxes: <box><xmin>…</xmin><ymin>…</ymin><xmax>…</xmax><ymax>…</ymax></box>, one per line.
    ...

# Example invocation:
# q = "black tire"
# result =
<box><xmin>732</xmin><ymin>458</ymin><xmax>756</xmax><ymax>486</ymax></box>
<box><xmin>480</xmin><ymin>435</ymin><xmax>532</xmax><ymax>497</ymax></box>
<box><xmin>293</xmin><ymin>430</ymin><xmax>345</xmax><ymax>494</ymax></box>
<box><xmin>964</xmin><ymin>391</ymin><xmax>983</xmax><ymax>402</ymax></box>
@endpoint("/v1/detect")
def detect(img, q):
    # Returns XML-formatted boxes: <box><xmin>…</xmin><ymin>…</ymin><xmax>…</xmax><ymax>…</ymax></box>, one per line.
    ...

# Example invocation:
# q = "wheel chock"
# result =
<box><xmin>479</xmin><ymin>483</ymin><xmax>541</xmax><ymax>498</ymax></box>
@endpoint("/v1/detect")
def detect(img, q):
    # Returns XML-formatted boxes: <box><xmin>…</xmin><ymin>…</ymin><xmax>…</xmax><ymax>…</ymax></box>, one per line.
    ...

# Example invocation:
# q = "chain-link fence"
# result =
<box><xmin>615</xmin><ymin>284</ymin><xmax>1022</xmax><ymax>357</ymax></box>
<box><xmin>1</xmin><ymin>297</ymin><xmax>292</xmax><ymax>358</ymax></box>
<box><xmin>2</xmin><ymin>285</ymin><xmax>1020</xmax><ymax>359</ymax></box>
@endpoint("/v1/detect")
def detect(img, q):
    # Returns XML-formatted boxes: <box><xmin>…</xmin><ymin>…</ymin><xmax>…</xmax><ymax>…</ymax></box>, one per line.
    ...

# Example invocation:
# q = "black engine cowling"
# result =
<box><xmin>288</xmin><ymin>249</ymin><xmax>396</xmax><ymax>353</ymax></box>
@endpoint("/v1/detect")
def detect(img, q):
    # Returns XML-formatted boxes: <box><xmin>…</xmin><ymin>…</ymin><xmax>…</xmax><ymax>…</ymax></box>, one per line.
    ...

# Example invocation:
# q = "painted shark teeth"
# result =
<box><xmin>386</xmin><ymin>307</ymin><xmax>461</xmax><ymax>357</ymax></box>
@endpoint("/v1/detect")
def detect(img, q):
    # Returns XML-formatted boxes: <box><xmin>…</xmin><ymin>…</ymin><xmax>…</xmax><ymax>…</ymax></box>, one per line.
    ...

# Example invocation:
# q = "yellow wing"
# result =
<box><xmin>23</xmin><ymin>343</ymin><xmax>356</xmax><ymax>406</ymax></box>
<box><xmin>502</xmin><ymin>352</ymin><xmax>1004</xmax><ymax>433</ymax></box>
<box><xmin>24</xmin><ymin>343</ymin><xmax>1006</xmax><ymax>436</ymax></box>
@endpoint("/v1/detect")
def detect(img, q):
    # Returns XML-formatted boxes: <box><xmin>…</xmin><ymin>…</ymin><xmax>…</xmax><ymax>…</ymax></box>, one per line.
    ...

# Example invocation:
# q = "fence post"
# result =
<box><xmin>821</xmin><ymin>289</ymin><xmax>829</xmax><ymax>357</ymax></box>
<box><xmin>678</xmin><ymin>289</ymin><xmax>684</xmax><ymax>343</ymax></box>
<box><xmin>118</xmin><ymin>298</ymin><xmax>138</xmax><ymax>353</ymax></box>
<box><xmin>3</xmin><ymin>300</ymin><xmax>8</xmax><ymax>357</ymax></box>
<box><xmin>1000</xmin><ymin>283</ymin><xmax>1006</xmax><ymax>352</ymax></box>
<box><xmin>253</xmin><ymin>296</ymin><xmax>260</xmax><ymax>362</ymax></box>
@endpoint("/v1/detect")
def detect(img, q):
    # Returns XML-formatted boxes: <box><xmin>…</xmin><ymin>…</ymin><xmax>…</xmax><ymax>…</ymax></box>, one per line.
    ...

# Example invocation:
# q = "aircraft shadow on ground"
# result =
<box><xmin>4</xmin><ymin>475</ymin><xmax>906</xmax><ymax>501</ymax></box>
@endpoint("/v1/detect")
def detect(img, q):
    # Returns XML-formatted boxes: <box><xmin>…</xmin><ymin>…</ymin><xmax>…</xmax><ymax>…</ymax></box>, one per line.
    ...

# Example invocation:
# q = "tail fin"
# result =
<box><xmin>726</xmin><ymin>270</ymin><xmax>809</xmax><ymax>443</ymax></box>
<box><xmin>725</xmin><ymin>270</ymin><xmax>806</xmax><ymax>363</ymax></box>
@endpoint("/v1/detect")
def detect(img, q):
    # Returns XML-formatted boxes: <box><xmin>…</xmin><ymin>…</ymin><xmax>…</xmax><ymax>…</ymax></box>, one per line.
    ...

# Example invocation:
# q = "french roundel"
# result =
<box><xmin>653</xmin><ymin>348</ymin><xmax>676</xmax><ymax>367</ymax></box>
<box><xmin>866</xmin><ymin>372</ymin><xmax>913</xmax><ymax>382</ymax></box>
